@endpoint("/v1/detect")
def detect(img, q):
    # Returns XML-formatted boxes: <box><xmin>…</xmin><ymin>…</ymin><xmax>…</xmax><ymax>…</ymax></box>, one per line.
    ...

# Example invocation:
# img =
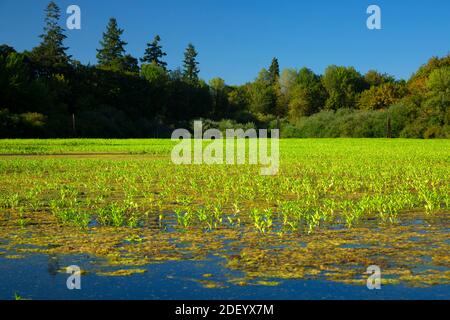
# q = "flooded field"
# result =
<box><xmin>0</xmin><ymin>139</ymin><xmax>448</xmax><ymax>299</ymax></box>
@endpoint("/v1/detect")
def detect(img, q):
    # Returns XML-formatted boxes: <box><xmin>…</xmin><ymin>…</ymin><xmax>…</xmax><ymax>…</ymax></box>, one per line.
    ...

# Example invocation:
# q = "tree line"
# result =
<box><xmin>0</xmin><ymin>1</ymin><xmax>448</xmax><ymax>138</ymax></box>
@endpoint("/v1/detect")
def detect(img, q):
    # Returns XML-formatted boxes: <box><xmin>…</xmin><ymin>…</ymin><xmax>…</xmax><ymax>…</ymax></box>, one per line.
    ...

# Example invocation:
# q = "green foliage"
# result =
<box><xmin>0</xmin><ymin>1</ymin><xmax>448</xmax><ymax>138</ymax></box>
<box><xmin>287</xmin><ymin>68</ymin><xmax>326</xmax><ymax>119</ymax></box>
<box><xmin>227</xmin><ymin>86</ymin><xmax>252</xmax><ymax>121</ymax></box>
<box><xmin>409</xmin><ymin>55</ymin><xmax>450</xmax><ymax>93</ymax></box>
<box><xmin>293</xmin><ymin>108</ymin><xmax>390</xmax><ymax>138</ymax></box>
<box><xmin>141</xmin><ymin>63</ymin><xmax>168</xmax><ymax>84</ymax></box>
<box><xmin>0</xmin><ymin>52</ymin><xmax>31</xmax><ymax>113</ymax></box>
<box><xmin>118</xmin><ymin>54</ymin><xmax>139</xmax><ymax>74</ymax></box>
<box><xmin>0</xmin><ymin>138</ymin><xmax>448</xmax><ymax>233</ymax></box>
<box><xmin>183</xmin><ymin>43</ymin><xmax>200</xmax><ymax>82</ymax></box>
<box><xmin>248</xmin><ymin>71</ymin><xmax>277</xmax><ymax>115</ymax></box>
<box><xmin>140</xmin><ymin>35</ymin><xmax>167</xmax><ymax>69</ymax></box>
<box><xmin>364</xmin><ymin>70</ymin><xmax>395</xmax><ymax>87</ymax></box>
<box><xmin>209</xmin><ymin>77</ymin><xmax>229</xmax><ymax>119</ymax></box>
<box><xmin>268</xmin><ymin>57</ymin><xmax>280</xmax><ymax>84</ymax></box>
<box><xmin>0</xmin><ymin>109</ymin><xmax>47</xmax><ymax>137</ymax></box>
<box><xmin>96</xmin><ymin>18</ymin><xmax>137</xmax><ymax>73</ymax></box>
<box><xmin>21</xmin><ymin>112</ymin><xmax>47</xmax><ymax>128</ymax></box>
<box><xmin>189</xmin><ymin>118</ymin><xmax>256</xmax><ymax>133</ymax></box>
<box><xmin>426</xmin><ymin>66</ymin><xmax>450</xmax><ymax>108</ymax></box>
<box><xmin>0</xmin><ymin>44</ymin><xmax>16</xmax><ymax>58</ymax></box>
<box><xmin>279</xmin><ymin>68</ymin><xmax>297</xmax><ymax>93</ymax></box>
<box><xmin>358</xmin><ymin>82</ymin><xmax>408</xmax><ymax>110</ymax></box>
<box><xmin>248</xmin><ymin>63</ymin><xmax>285</xmax><ymax>117</ymax></box>
<box><xmin>322</xmin><ymin>65</ymin><xmax>365</xmax><ymax>110</ymax></box>
<box><xmin>399</xmin><ymin>63</ymin><xmax>450</xmax><ymax>138</ymax></box>
<box><xmin>30</xmin><ymin>1</ymin><xmax>70</xmax><ymax>71</ymax></box>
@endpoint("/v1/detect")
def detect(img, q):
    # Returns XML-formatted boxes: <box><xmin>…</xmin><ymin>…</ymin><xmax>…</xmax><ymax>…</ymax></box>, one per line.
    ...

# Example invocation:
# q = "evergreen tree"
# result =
<box><xmin>32</xmin><ymin>1</ymin><xmax>70</xmax><ymax>69</ymax></box>
<box><xmin>268</xmin><ymin>57</ymin><xmax>280</xmax><ymax>84</ymax></box>
<box><xmin>0</xmin><ymin>45</ymin><xmax>16</xmax><ymax>59</ymax></box>
<box><xmin>96</xmin><ymin>18</ymin><xmax>127</xmax><ymax>67</ymax></box>
<box><xmin>183</xmin><ymin>43</ymin><xmax>199</xmax><ymax>82</ymax></box>
<box><xmin>120</xmin><ymin>54</ymin><xmax>139</xmax><ymax>73</ymax></box>
<box><xmin>141</xmin><ymin>35</ymin><xmax>167</xmax><ymax>69</ymax></box>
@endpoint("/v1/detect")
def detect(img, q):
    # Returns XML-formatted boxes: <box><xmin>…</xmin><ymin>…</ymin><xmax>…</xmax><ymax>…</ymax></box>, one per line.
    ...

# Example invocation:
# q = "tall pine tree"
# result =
<box><xmin>96</xmin><ymin>18</ymin><xmax>127</xmax><ymax>67</ymax></box>
<box><xmin>32</xmin><ymin>1</ymin><xmax>70</xmax><ymax>70</ymax></box>
<box><xmin>268</xmin><ymin>57</ymin><xmax>280</xmax><ymax>84</ymax></box>
<box><xmin>183</xmin><ymin>43</ymin><xmax>199</xmax><ymax>82</ymax></box>
<box><xmin>141</xmin><ymin>35</ymin><xmax>167</xmax><ymax>69</ymax></box>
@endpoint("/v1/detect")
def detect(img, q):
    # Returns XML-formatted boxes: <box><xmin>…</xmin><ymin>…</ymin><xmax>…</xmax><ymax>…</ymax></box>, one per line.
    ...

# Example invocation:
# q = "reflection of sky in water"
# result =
<box><xmin>0</xmin><ymin>253</ymin><xmax>448</xmax><ymax>300</ymax></box>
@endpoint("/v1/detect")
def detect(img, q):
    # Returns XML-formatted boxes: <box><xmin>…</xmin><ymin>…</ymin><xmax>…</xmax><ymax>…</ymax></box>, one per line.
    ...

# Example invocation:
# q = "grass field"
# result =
<box><xmin>0</xmin><ymin>139</ymin><xmax>449</xmax><ymax>293</ymax></box>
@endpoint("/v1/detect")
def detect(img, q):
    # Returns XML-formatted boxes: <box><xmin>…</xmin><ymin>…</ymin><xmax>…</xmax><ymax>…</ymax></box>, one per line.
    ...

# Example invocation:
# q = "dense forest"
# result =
<box><xmin>0</xmin><ymin>2</ymin><xmax>449</xmax><ymax>138</ymax></box>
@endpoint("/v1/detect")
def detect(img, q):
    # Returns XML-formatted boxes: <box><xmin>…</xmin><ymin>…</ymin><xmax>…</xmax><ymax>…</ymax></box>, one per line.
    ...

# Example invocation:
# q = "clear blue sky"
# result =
<box><xmin>0</xmin><ymin>0</ymin><xmax>449</xmax><ymax>85</ymax></box>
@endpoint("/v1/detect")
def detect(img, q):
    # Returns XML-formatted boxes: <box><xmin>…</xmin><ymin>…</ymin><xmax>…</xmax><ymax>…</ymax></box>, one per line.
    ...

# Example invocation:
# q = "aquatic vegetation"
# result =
<box><xmin>0</xmin><ymin>139</ymin><xmax>448</xmax><ymax>288</ymax></box>
<box><xmin>0</xmin><ymin>193</ymin><xmax>20</xmax><ymax>209</ymax></box>
<box><xmin>198</xmin><ymin>280</ymin><xmax>228</xmax><ymax>289</ymax></box>
<box><xmin>249</xmin><ymin>208</ymin><xmax>273</xmax><ymax>233</ymax></box>
<box><xmin>174</xmin><ymin>207</ymin><xmax>194</xmax><ymax>229</ymax></box>
<box><xmin>17</xmin><ymin>207</ymin><xmax>29</xmax><ymax>228</ymax></box>
<box><xmin>97</xmin><ymin>203</ymin><xmax>125</xmax><ymax>227</ymax></box>
<box><xmin>255</xmin><ymin>281</ymin><xmax>280</xmax><ymax>286</ymax></box>
<box><xmin>14</xmin><ymin>292</ymin><xmax>23</xmax><ymax>300</ymax></box>
<box><xmin>97</xmin><ymin>269</ymin><xmax>147</xmax><ymax>277</ymax></box>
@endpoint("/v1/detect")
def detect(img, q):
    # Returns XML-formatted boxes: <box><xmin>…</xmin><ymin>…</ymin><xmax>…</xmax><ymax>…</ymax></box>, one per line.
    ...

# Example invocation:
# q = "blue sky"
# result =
<box><xmin>0</xmin><ymin>0</ymin><xmax>449</xmax><ymax>85</ymax></box>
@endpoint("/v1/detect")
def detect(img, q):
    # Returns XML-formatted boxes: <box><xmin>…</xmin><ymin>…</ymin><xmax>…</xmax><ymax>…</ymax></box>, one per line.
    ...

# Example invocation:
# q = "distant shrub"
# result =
<box><xmin>20</xmin><ymin>112</ymin><xmax>46</xmax><ymax>128</ymax></box>
<box><xmin>286</xmin><ymin>105</ymin><xmax>416</xmax><ymax>138</ymax></box>
<box><xmin>280</xmin><ymin>123</ymin><xmax>302</xmax><ymax>138</ymax></box>
<box><xmin>0</xmin><ymin>109</ymin><xmax>47</xmax><ymax>138</ymax></box>
<box><xmin>189</xmin><ymin>118</ymin><xmax>256</xmax><ymax>135</ymax></box>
